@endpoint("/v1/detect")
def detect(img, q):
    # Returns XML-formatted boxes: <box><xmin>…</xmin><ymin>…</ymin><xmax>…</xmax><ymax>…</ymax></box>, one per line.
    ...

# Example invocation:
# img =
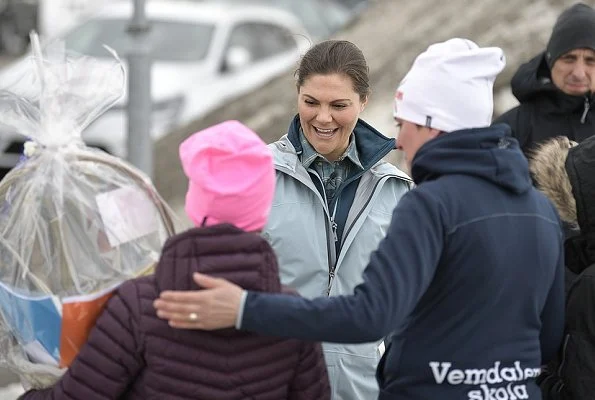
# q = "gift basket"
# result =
<box><xmin>0</xmin><ymin>33</ymin><xmax>176</xmax><ymax>389</ymax></box>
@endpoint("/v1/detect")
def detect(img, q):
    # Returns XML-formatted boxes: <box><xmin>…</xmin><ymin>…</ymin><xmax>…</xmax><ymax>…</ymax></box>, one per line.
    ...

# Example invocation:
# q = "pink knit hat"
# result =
<box><xmin>179</xmin><ymin>120</ymin><xmax>275</xmax><ymax>231</ymax></box>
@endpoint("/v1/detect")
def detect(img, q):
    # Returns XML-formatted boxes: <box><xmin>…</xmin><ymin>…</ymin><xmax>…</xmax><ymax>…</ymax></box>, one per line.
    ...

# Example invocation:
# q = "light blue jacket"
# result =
<box><xmin>263</xmin><ymin>117</ymin><xmax>411</xmax><ymax>399</ymax></box>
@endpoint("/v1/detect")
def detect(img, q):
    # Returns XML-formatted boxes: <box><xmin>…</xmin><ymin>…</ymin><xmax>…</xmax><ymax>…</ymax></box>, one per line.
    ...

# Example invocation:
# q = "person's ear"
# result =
<box><xmin>360</xmin><ymin>96</ymin><xmax>369</xmax><ymax>112</ymax></box>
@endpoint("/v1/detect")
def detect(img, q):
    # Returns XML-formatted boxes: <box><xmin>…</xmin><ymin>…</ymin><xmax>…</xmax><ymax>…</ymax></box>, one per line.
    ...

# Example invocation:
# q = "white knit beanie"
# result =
<box><xmin>393</xmin><ymin>38</ymin><xmax>506</xmax><ymax>133</ymax></box>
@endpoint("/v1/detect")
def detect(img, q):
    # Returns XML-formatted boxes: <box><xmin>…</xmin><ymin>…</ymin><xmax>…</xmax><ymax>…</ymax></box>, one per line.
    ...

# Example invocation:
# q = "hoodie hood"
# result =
<box><xmin>511</xmin><ymin>52</ymin><xmax>593</xmax><ymax>112</ymax></box>
<box><xmin>286</xmin><ymin>114</ymin><xmax>396</xmax><ymax>170</ymax></box>
<box><xmin>155</xmin><ymin>224</ymin><xmax>281</xmax><ymax>293</ymax></box>
<box><xmin>411</xmin><ymin>124</ymin><xmax>532</xmax><ymax>194</ymax></box>
<box><xmin>510</xmin><ymin>53</ymin><xmax>557</xmax><ymax>102</ymax></box>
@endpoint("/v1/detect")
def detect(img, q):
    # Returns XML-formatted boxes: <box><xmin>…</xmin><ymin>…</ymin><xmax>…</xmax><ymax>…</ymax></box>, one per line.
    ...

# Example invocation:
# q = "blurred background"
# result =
<box><xmin>0</xmin><ymin>0</ymin><xmax>588</xmax><ymax>396</ymax></box>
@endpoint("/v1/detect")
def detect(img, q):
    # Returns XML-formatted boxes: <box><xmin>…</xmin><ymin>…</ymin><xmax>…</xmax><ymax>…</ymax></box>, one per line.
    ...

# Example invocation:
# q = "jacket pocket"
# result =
<box><xmin>323</xmin><ymin>344</ymin><xmax>380</xmax><ymax>399</ymax></box>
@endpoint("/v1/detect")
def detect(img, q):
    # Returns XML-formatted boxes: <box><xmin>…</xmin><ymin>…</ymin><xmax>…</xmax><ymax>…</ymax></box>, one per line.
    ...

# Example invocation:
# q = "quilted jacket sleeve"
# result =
<box><xmin>287</xmin><ymin>341</ymin><xmax>330</xmax><ymax>400</ymax></box>
<box><xmin>20</xmin><ymin>280</ymin><xmax>144</xmax><ymax>400</ymax></box>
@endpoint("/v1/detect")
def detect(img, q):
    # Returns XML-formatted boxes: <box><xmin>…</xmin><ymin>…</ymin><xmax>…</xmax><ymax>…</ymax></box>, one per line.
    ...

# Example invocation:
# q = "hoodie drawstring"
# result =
<box><xmin>581</xmin><ymin>96</ymin><xmax>590</xmax><ymax>124</ymax></box>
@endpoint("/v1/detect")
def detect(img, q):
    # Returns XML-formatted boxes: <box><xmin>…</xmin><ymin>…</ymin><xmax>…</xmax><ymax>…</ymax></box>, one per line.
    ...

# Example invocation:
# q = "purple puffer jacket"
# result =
<box><xmin>21</xmin><ymin>224</ymin><xmax>330</xmax><ymax>400</ymax></box>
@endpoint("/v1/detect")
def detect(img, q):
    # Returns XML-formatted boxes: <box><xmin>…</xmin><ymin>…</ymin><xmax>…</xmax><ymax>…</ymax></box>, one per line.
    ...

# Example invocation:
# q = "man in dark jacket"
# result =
<box><xmin>155</xmin><ymin>39</ymin><xmax>566</xmax><ymax>400</ymax></box>
<box><xmin>529</xmin><ymin>135</ymin><xmax>595</xmax><ymax>399</ymax></box>
<box><xmin>494</xmin><ymin>3</ymin><xmax>595</xmax><ymax>156</ymax></box>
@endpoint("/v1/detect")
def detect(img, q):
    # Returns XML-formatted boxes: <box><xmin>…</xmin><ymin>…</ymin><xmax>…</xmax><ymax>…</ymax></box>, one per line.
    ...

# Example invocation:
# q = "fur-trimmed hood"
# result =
<box><xmin>529</xmin><ymin>136</ymin><xmax>577</xmax><ymax>226</ymax></box>
<box><xmin>530</xmin><ymin>135</ymin><xmax>595</xmax><ymax>271</ymax></box>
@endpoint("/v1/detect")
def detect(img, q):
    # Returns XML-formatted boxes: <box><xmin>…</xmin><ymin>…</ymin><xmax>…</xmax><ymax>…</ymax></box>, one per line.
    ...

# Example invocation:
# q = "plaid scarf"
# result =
<box><xmin>300</xmin><ymin>129</ymin><xmax>363</xmax><ymax>206</ymax></box>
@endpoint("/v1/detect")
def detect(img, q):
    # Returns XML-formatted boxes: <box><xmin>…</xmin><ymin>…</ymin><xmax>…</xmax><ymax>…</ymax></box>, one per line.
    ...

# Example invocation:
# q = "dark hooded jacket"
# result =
<box><xmin>20</xmin><ymin>224</ymin><xmax>330</xmax><ymax>400</ymax></box>
<box><xmin>531</xmin><ymin>135</ymin><xmax>595</xmax><ymax>399</ymax></box>
<box><xmin>493</xmin><ymin>52</ymin><xmax>595</xmax><ymax>155</ymax></box>
<box><xmin>238</xmin><ymin>125</ymin><xmax>565</xmax><ymax>399</ymax></box>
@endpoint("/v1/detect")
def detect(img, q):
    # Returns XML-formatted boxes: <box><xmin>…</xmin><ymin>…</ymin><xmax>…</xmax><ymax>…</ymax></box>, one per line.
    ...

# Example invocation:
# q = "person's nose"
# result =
<box><xmin>395</xmin><ymin>135</ymin><xmax>403</xmax><ymax>150</ymax></box>
<box><xmin>316</xmin><ymin>106</ymin><xmax>333</xmax><ymax>124</ymax></box>
<box><xmin>572</xmin><ymin>62</ymin><xmax>588</xmax><ymax>80</ymax></box>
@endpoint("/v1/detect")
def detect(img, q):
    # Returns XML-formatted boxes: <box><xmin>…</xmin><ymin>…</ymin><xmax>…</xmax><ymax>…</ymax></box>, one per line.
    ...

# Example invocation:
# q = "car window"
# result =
<box><xmin>64</xmin><ymin>19</ymin><xmax>215</xmax><ymax>62</ymax></box>
<box><xmin>226</xmin><ymin>22</ymin><xmax>297</xmax><ymax>63</ymax></box>
<box><xmin>214</xmin><ymin>0</ymin><xmax>352</xmax><ymax>40</ymax></box>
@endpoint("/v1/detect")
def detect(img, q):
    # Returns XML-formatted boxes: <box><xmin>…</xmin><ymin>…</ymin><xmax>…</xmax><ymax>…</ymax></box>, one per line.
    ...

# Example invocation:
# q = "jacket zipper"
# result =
<box><xmin>327</xmin><ymin>201</ymin><xmax>339</xmax><ymax>295</ymax></box>
<box><xmin>302</xmin><ymin>167</ymin><xmax>339</xmax><ymax>288</ymax></box>
<box><xmin>581</xmin><ymin>96</ymin><xmax>590</xmax><ymax>124</ymax></box>
<box><xmin>330</xmin><ymin>200</ymin><xmax>339</xmax><ymax>243</ymax></box>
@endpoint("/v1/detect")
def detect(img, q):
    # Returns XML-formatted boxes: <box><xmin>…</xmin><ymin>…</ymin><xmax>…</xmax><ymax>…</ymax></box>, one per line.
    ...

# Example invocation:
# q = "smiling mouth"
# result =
<box><xmin>314</xmin><ymin>126</ymin><xmax>338</xmax><ymax>138</ymax></box>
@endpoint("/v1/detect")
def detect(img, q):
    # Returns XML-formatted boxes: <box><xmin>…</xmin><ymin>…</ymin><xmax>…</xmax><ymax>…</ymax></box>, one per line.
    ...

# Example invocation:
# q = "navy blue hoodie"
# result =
<box><xmin>241</xmin><ymin>125</ymin><xmax>565</xmax><ymax>400</ymax></box>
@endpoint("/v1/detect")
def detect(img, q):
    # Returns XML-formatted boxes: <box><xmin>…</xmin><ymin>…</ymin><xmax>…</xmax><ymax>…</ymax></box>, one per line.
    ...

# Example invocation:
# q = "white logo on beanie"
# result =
<box><xmin>393</xmin><ymin>38</ymin><xmax>506</xmax><ymax>133</ymax></box>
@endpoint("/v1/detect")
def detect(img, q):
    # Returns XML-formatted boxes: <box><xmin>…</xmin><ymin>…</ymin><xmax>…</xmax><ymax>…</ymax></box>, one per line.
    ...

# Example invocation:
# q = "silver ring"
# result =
<box><xmin>188</xmin><ymin>312</ymin><xmax>198</xmax><ymax>321</ymax></box>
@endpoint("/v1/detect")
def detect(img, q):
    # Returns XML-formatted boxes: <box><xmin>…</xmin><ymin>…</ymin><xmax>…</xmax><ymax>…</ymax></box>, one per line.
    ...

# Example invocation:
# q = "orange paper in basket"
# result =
<box><xmin>59</xmin><ymin>284</ymin><xmax>120</xmax><ymax>368</ymax></box>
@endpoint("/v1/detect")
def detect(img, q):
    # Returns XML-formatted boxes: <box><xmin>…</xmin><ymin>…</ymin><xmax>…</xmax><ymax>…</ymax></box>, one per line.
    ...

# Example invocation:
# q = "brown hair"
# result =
<box><xmin>295</xmin><ymin>40</ymin><xmax>370</xmax><ymax>101</ymax></box>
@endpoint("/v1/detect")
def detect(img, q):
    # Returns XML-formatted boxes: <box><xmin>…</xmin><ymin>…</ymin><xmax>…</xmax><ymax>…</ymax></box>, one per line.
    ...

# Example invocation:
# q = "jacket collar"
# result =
<box><xmin>155</xmin><ymin>224</ymin><xmax>281</xmax><ymax>293</ymax></box>
<box><xmin>300</xmin><ymin>129</ymin><xmax>364</xmax><ymax>171</ymax></box>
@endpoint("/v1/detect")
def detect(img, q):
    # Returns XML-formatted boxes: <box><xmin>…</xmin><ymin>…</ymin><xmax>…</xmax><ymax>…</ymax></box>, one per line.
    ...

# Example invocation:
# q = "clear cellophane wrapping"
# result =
<box><xmin>0</xmin><ymin>34</ymin><xmax>176</xmax><ymax>390</ymax></box>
